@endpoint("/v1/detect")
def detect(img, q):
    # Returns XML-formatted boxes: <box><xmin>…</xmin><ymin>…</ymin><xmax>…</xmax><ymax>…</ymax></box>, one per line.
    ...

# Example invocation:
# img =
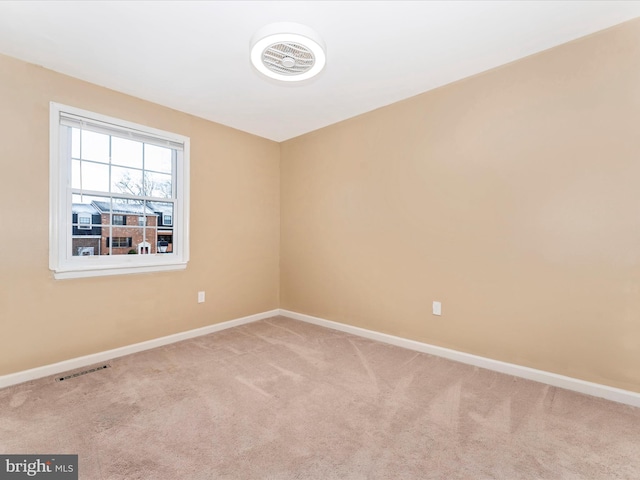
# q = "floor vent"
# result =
<box><xmin>55</xmin><ymin>364</ymin><xmax>110</xmax><ymax>382</ymax></box>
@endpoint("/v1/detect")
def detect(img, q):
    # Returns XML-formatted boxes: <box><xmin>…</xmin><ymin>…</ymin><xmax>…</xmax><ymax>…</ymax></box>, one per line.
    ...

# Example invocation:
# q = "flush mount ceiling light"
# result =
<box><xmin>250</xmin><ymin>22</ymin><xmax>326</xmax><ymax>82</ymax></box>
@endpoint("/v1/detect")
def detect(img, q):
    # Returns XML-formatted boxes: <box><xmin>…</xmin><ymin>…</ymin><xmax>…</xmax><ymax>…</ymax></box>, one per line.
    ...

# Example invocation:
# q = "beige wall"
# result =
<box><xmin>281</xmin><ymin>19</ymin><xmax>640</xmax><ymax>392</ymax></box>
<box><xmin>0</xmin><ymin>54</ymin><xmax>280</xmax><ymax>375</ymax></box>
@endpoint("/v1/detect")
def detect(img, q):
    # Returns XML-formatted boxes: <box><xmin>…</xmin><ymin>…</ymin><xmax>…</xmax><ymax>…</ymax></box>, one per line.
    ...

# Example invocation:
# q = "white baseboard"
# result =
<box><xmin>5</xmin><ymin>307</ymin><xmax>640</xmax><ymax>408</ymax></box>
<box><xmin>279</xmin><ymin>309</ymin><xmax>640</xmax><ymax>408</ymax></box>
<box><xmin>0</xmin><ymin>309</ymin><xmax>280</xmax><ymax>389</ymax></box>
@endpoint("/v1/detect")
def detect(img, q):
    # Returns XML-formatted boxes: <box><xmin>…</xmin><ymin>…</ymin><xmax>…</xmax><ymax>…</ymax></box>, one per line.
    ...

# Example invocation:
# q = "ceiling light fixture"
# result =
<box><xmin>250</xmin><ymin>22</ymin><xmax>326</xmax><ymax>82</ymax></box>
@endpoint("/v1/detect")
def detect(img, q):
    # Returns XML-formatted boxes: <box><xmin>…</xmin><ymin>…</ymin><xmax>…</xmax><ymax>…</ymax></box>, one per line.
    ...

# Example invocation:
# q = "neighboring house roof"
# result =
<box><xmin>146</xmin><ymin>201</ymin><xmax>173</xmax><ymax>215</ymax></box>
<box><xmin>91</xmin><ymin>201</ymin><xmax>157</xmax><ymax>216</ymax></box>
<box><xmin>71</xmin><ymin>203</ymin><xmax>100</xmax><ymax>215</ymax></box>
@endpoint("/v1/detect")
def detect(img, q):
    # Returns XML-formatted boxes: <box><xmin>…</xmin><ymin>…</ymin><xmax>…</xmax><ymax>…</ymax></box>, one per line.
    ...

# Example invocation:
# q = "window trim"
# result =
<box><xmin>163</xmin><ymin>214</ymin><xmax>172</xmax><ymax>226</ymax></box>
<box><xmin>49</xmin><ymin>102</ymin><xmax>190</xmax><ymax>279</ymax></box>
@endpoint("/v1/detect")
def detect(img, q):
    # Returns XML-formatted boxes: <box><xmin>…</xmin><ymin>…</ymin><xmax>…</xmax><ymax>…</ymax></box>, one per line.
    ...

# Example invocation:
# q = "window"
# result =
<box><xmin>78</xmin><ymin>214</ymin><xmax>91</xmax><ymax>230</ymax></box>
<box><xmin>163</xmin><ymin>214</ymin><xmax>172</xmax><ymax>226</ymax></box>
<box><xmin>50</xmin><ymin>103</ymin><xmax>190</xmax><ymax>279</ymax></box>
<box><xmin>106</xmin><ymin>237</ymin><xmax>132</xmax><ymax>248</ymax></box>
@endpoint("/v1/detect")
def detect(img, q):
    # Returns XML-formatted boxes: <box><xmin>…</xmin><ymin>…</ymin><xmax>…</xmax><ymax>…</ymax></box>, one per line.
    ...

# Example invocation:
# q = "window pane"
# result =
<box><xmin>144</xmin><ymin>171</ymin><xmax>172</xmax><ymax>199</ymax></box>
<box><xmin>107</xmin><ymin>234</ymin><xmax>135</xmax><ymax>255</ymax></box>
<box><xmin>151</xmin><ymin>201</ymin><xmax>174</xmax><ymax>253</ymax></box>
<box><xmin>111</xmin><ymin>166</ymin><xmax>144</xmax><ymax>196</ymax></box>
<box><xmin>72</xmin><ymin>193</ymin><xmax>110</xmax><ymax>206</ymax></box>
<box><xmin>81</xmin><ymin>130</ymin><xmax>109</xmax><ymax>163</ymax></box>
<box><xmin>71</xmin><ymin>159</ymin><xmax>80</xmax><ymax>189</ymax></box>
<box><xmin>91</xmin><ymin>200</ymin><xmax>153</xmax><ymax>256</ymax></box>
<box><xmin>144</xmin><ymin>144</ymin><xmax>172</xmax><ymax>174</ymax></box>
<box><xmin>71</xmin><ymin>194</ymin><xmax>106</xmax><ymax>256</ymax></box>
<box><xmin>101</xmin><ymin>199</ymin><xmax>147</xmax><ymax>220</ymax></box>
<box><xmin>111</xmin><ymin>137</ymin><xmax>143</xmax><ymax>169</ymax></box>
<box><xmin>71</xmin><ymin>128</ymin><xmax>80</xmax><ymax>159</ymax></box>
<box><xmin>109</xmin><ymin>227</ymin><xmax>155</xmax><ymax>255</ymax></box>
<box><xmin>147</xmin><ymin>202</ymin><xmax>173</xmax><ymax>225</ymax></box>
<box><xmin>78</xmin><ymin>161</ymin><xmax>110</xmax><ymax>192</ymax></box>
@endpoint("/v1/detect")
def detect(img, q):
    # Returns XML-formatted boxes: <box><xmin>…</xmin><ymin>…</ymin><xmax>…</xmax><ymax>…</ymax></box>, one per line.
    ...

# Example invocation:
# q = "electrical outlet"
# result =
<box><xmin>432</xmin><ymin>301</ymin><xmax>442</xmax><ymax>316</ymax></box>
<box><xmin>198</xmin><ymin>291</ymin><xmax>206</xmax><ymax>303</ymax></box>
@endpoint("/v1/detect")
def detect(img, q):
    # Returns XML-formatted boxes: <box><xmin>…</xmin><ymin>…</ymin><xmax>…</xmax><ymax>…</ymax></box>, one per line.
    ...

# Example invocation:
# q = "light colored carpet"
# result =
<box><xmin>1</xmin><ymin>316</ymin><xmax>639</xmax><ymax>479</ymax></box>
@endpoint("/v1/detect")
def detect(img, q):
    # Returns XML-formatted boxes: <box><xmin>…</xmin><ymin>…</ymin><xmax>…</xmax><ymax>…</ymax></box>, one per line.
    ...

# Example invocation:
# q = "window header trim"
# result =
<box><xmin>59</xmin><ymin>112</ymin><xmax>185</xmax><ymax>151</ymax></box>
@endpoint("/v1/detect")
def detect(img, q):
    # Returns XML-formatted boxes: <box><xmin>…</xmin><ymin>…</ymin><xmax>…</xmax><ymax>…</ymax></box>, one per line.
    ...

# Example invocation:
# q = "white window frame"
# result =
<box><xmin>163</xmin><ymin>214</ymin><xmax>172</xmax><ymax>226</ymax></box>
<box><xmin>50</xmin><ymin>102</ymin><xmax>190</xmax><ymax>279</ymax></box>
<box><xmin>77</xmin><ymin>214</ymin><xmax>92</xmax><ymax>230</ymax></box>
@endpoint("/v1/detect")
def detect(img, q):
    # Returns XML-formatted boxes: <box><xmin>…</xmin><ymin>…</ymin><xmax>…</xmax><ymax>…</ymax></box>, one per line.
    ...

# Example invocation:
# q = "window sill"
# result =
<box><xmin>52</xmin><ymin>262</ymin><xmax>187</xmax><ymax>280</ymax></box>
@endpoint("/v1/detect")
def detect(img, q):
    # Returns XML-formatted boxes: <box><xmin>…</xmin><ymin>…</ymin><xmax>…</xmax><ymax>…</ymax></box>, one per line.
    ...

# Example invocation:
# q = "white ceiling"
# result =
<box><xmin>0</xmin><ymin>1</ymin><xmax>639</xmax><ymax>142</ymax></box>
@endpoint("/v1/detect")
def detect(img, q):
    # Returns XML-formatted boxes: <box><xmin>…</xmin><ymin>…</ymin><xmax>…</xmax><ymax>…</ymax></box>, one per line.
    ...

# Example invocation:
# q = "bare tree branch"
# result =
<box><xmin>114</xmin><ymin>172</ymin><xmax>171</xmax><ymax>199</ymax></box>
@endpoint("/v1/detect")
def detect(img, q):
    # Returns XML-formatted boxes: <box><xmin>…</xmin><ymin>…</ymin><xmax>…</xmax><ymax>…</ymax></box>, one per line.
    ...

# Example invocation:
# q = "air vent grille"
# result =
<box><xmin>262</xmin><ymin>42</ymin><xmax>315</xmax><ymax>76</ymax></box>
<box><xmin>56</xmin><ymin>364</ymin><xmax>110</xmax><ymax>382</ymax></box>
